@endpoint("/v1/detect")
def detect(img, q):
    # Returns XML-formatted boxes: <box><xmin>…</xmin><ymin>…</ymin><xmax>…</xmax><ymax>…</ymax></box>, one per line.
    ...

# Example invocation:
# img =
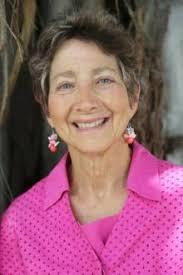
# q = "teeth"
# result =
<box><xmin>76</xmin><ymin>118</ymin><xmax>105</xmax><ymax>129</ymax></box>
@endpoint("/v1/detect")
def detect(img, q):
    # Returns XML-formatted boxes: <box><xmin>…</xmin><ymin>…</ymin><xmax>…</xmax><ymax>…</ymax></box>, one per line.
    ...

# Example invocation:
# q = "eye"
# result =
<box><xmin>56</xmin><ymin>82</ymin><xmax>74</xmax><ymax>92</ymax></box>
<box><xmin>97</xmin><ymin>78</ymin><xmax>114</xmax><ymax>85</ymax></box>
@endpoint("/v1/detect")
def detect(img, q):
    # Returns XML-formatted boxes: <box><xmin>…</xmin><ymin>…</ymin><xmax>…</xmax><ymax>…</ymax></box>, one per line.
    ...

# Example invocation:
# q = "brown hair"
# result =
<box><xmin>29</xmin><ymin>9</ymin><xmax>140</xmax><ymax>114</ymax></box>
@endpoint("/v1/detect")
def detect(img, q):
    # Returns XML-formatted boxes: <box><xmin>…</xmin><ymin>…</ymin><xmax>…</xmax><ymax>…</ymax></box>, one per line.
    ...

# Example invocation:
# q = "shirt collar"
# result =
<box><xmin>44</xmin><ymin>152</ymin><xmax>70</xmax><ymax>210</ymax></box>
<box><xmin>44</xmin><ymin>141</ymin><xmax>161</xmax><ymax>210</ymax></box>
<box><xmin>127</xmin><ymin>141</ymin><xmax>161</xmax><ymax>201</ymax></box>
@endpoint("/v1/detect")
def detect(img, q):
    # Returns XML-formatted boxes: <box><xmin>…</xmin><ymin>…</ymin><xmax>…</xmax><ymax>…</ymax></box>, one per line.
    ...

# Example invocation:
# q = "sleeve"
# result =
<box><xmin>0</xmin><ymin>211</ymin><xmax>25</xmax><ymax>275</ymax></box>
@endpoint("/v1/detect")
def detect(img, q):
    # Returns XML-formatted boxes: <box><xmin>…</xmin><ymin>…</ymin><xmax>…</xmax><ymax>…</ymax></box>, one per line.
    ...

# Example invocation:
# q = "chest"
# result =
<box><xmin>17</xmin><ymin>192</ymin><xmax>183</xmax><ymax>274</ymax></box>
<box><xmin>69</xmin><ymin>190</ymin><xmax>128</xmax><ymax>224</ymax></box>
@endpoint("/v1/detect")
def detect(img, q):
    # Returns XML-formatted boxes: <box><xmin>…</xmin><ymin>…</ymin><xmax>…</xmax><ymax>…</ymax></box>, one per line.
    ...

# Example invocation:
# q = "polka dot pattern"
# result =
<box><xmin>0</xmin><ymin>143</ymin><xmax>183</xmax><ymax>274</ymax></box>
<box><xmin>101</xmin><ymin>163</ymin><xmax>183</xmax><ymax>274</ymax></box>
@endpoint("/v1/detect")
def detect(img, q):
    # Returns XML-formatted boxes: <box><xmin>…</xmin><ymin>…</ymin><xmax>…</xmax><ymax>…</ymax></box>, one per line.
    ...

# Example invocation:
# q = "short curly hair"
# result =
<box><xmin>29</xmin><ymin>9</ymin><xmax>140</xmax><ymax>114</ymax></box>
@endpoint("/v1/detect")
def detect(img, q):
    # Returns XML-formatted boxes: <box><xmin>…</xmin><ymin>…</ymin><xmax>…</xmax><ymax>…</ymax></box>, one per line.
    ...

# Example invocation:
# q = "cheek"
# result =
<box><xmin>48</xmin><ymin>96</ymin><xmax>67</xmax><ymax>122</ymax></box>
<box><xmin>107</xmin><ymin>88</ymin><xmax>131</xmax><ymax>113</ymax></box>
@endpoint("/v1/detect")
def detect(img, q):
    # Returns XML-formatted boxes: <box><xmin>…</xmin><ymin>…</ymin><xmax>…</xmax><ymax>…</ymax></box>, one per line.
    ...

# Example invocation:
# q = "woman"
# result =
<box><xmin>0</xmin><ymin>10</ymin><xmax>182</xmax><ymax>274</ymax></box>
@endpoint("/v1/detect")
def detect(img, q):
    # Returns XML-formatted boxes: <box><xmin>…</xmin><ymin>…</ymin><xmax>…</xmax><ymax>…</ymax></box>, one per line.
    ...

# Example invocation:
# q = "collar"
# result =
<box><xmin>44</xmin><ymin>141</ymin><xmax>161</xmax><ymax>210</ymax></box>
<box><xmin>127</xmin><ymin>141</ymin><xmax>161</xmax><ymax>201</ymax></box>
<box><xmin>44</xmin><ymin>152</ymin><xmax>70</xmax><ymax>210</ymax></box>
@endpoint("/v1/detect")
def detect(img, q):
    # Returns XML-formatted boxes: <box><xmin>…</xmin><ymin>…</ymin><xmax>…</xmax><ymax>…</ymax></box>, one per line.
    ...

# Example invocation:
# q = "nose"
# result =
<box><xmin>74</xmin><ymin>83</ymin><xmax>99</xmax><ymax>113</ymax></box>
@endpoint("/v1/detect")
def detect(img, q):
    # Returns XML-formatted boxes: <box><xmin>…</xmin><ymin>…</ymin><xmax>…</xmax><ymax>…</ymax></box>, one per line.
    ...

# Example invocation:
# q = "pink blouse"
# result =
<box><xmin>0</xmin><ymin>141</ymin><xmax>183</xmax><ymax>274</ymax></box>
<box><xmin>81</xmin><ymin>214</ymin><xmax>118</xmax><ymax>259</ymax></box>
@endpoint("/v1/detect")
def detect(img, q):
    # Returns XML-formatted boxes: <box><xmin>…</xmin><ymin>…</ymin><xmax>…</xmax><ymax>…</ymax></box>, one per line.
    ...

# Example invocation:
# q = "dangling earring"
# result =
<box><xmin>124</xmin><ymin>123</ymin><xmax>136</xmax><ymax>144</ymax></box>
<box><xmin>48</xmin><ymin>130</ymin><xmax>60</xmax><ymax>153</ymax></box>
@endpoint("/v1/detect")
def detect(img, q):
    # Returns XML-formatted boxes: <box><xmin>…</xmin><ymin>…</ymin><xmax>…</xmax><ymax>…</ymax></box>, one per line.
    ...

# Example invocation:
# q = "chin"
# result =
<box><xmin>72</xmin><ymin>142</ymin><xmax>113</xmax><ymax>155</ymax></box>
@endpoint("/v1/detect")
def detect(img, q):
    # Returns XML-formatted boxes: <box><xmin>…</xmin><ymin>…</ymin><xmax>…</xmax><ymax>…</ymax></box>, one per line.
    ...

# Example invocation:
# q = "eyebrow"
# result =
<box><xmin>50</xmin><ymin>70</ymin><xmax>75</xmax><ymax>81</ymax></box>
<box><xmin>51</xmin><ymin>66</ymin><xmax>117</xmax><ymax>81</ymax></box>
<box><xmin>92</xmin><ymin>66</ymin><xmax>117</xmax><ymax>75</ymax></box>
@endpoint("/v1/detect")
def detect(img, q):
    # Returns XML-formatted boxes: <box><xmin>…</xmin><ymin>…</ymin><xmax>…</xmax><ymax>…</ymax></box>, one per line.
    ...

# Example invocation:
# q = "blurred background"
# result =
<box><xmin>0</xmin><ymin>0</ymin><xmax>183</xmax><ymax>214</ymax></box>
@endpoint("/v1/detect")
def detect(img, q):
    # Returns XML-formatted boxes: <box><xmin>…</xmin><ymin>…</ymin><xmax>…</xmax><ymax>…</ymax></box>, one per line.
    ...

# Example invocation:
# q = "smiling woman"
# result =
<box><xmin>0</xmin><ymin>9</ymin><xmax>183</xmax><ymax>275</ymax></box>
<box><xmin>47</xmin><ymin>38</ymin><xmax>137</xmax><ymax>154</ymax></box>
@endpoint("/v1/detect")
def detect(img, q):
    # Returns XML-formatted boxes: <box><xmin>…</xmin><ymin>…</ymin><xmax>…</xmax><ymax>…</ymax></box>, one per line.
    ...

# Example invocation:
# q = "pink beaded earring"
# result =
<box><xmin>124</xmin><ymin>124</ymin><xmax>136</xmax><ymax>144</ymax></box>
<box><xmin>48</xmin><ymin>130</ymin><xmax>60</xmax><ymax>153</ymax></box>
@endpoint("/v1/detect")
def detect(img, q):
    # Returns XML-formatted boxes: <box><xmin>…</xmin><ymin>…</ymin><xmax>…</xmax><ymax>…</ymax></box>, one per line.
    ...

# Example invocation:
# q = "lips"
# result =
<box><xmin>72</xmin><ymin>117</ymin><xmax>110</xmax><ymax>129</ymax></box>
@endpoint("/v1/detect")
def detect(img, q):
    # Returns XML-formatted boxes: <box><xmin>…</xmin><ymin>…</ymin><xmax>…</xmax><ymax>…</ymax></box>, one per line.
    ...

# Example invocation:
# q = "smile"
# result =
<box><xmin>73</xmin><ymin>117</ymin><xmax>110</xmax><ymax>131</ymax></box>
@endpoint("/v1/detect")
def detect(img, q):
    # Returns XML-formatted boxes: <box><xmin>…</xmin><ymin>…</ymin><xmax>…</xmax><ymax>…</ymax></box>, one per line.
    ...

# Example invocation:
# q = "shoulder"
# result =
<box><xmin>154</xmin><ymin>160</ymin><xmax>183</xmax><ymax>236</ymax></box>
<box><xmin>1</xmin><ymin>177</ymin><xmax>47</xmax><ymax>227</ymax></box>
<box><xmin>137</xmin><ymin>141</ymin><xmax>183</xmax><ymax>196</ymax></box>
<box><xmin>157</xmin><ymin>158</ymin><xmax>183</xmax><ymax>195</ymax></box>
<box><xmin>130</xmin><ymin>141</ymin><xmax>183</xmax><ymax>203</ymax></box>
<box><xmin>154</xmin><ymin>159</ymin><xmax>183</xmax><ymax>217</ymax></box>
<box><xmin>1</xmin><ymin>153</ymin><xmax>68</xmax><ymax>225</ymax></box>
<box><xmin>138</xmin><ymin>145</ymin><xmax>183</xmax><ymax>221</ymax></box>
<box><xmin>158</xmin><ymin>160</ymin><xmax>183</xmax><ymax>217</ymax></box>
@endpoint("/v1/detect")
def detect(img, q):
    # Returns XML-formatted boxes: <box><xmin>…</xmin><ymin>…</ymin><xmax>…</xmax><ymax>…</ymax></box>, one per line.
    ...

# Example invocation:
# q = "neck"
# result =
<box><xmin>68</xmin><ymin>140</ymin><xmax>131</xmax><ymax>200</ymax></box>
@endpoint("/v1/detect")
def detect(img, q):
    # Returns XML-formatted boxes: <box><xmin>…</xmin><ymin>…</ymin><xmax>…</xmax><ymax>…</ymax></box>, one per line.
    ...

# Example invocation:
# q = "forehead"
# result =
<box><xmin>50</xmin><ymin>39</ymin><xmax>119</xmax><ymax>75</ymax></box>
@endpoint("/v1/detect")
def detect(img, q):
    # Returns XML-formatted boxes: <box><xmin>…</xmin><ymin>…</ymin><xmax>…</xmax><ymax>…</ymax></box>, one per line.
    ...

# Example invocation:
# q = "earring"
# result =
<box><xmin>48</xmin><ymin>130</ymin><xmax>60</xmax><ymax>153</ymax></box>
<box><xmin>124</xmin><ymin>124</ymin><xmax>136</xmax><ymax>144</ymax></box>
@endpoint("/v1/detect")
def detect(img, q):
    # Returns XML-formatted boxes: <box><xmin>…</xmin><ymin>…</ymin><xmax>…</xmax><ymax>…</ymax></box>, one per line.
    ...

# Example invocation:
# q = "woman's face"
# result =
<box><xmin>48</xmin><ymin>39</ymin><xmax>139</xmax><ymax>154</ymax></box>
